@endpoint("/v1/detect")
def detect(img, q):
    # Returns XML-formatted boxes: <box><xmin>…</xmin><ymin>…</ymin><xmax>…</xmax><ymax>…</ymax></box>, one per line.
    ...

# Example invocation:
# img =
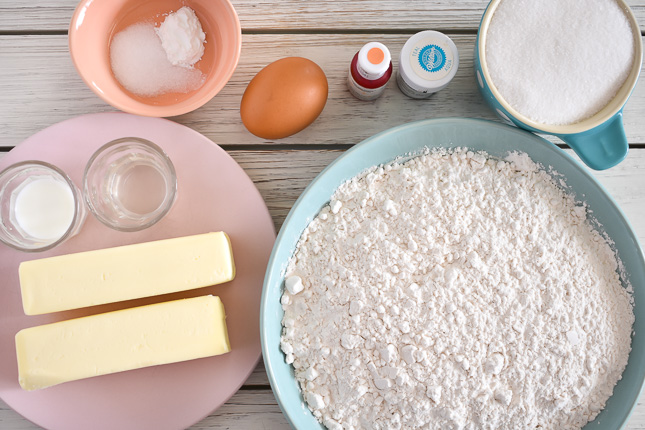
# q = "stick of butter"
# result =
<box><xmin>19</xmin><ymin>232</ymin><xmax>235</xmax><ymax>315</ymax></box>
<box><xmin>16</xmin><ymin>295</ymin><xmax>231</xmax><ymax>391</ymax></box>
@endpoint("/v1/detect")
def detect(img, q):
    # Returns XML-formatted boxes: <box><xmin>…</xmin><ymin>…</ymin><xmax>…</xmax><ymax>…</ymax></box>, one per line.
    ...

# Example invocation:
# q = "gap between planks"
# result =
<box><xmin>0</xmin><ymin>29</ymin><xmax>483</xmax><ymax>36</ymax></box>
<box><xmin>2</xmin><ymin>143</ymin><xmax>645</xmax><ymax>152</ymax></box>
<box><xmin>0</xmin><ymin>0</ymin><xmax>643</xmax><ymax>32</ymax></box>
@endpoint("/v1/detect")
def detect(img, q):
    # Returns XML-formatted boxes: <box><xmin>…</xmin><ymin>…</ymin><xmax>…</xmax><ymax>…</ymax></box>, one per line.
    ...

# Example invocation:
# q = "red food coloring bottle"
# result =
<box><xmin>347</xmin><ymin>42</ymin><xmax>393</xmax><ymax>101</ymax></box>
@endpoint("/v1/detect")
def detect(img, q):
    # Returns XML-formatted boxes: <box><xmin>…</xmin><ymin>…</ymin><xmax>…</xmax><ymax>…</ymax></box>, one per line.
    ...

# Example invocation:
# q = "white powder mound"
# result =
<box><xmin>156</xmin><ymin>7</ymin><xmax>206</xmax><ymax>67</ymax></box>
<box><xmin>485</xmin><ymin>0</ymin><xmax>635</xmax><ymax>126</ymax></box>
<box><xmin>110</xmin><ymin>23</ymin><xmax>205</xmax><ymax>97</ymax></box>
<box><xmin>280</xmin><ymin>149</ymin><xmax>634</xmax><ymax>430</ymax></box>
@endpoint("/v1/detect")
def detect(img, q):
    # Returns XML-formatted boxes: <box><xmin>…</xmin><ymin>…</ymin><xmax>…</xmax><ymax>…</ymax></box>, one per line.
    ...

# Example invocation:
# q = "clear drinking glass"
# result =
<box><xmin>0</xmin><ymin>161</ymin><xmax>87</xmax><ymax>252</ymax></box>
<box><xmin>83</xmin><ymin>137</ymin><xmax>177</xmax><ymax>232</ymax></box>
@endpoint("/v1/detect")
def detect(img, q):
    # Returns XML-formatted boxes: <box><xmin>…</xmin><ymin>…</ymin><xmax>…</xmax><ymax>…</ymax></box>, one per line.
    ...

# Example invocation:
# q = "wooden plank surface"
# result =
<box><xmin>0</xmin><ymin>0</ymin><xmax>644</xmax><ymax>32</ymax></box>
<box><xmin>2</xmin><ymin>0</ymin><xmax>645</xmax><ymax>428</ymax></box>
<box><xmin>0</xmin><ymin>148</ymin><xmax>644</xmax><ymax>428</ymax></box>
<box><xmin>1</xmin><ymin>34</ymin><xmax>645</xmax><ymax>149</ymax></box>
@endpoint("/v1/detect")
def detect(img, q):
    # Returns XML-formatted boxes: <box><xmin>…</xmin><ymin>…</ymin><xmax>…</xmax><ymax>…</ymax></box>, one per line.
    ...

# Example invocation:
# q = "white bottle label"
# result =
<box><xmin>409</xmin><ymin>37</ymin><xmax>455</xmax><ymax>81</ymax></box>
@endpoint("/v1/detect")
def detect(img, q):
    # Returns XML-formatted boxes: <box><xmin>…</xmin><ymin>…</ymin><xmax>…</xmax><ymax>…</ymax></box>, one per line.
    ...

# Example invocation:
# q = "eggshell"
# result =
<box><xmin>240</xmin><ymin>57</ymin><xmax>328</xmax><ymax>139</ymax></box>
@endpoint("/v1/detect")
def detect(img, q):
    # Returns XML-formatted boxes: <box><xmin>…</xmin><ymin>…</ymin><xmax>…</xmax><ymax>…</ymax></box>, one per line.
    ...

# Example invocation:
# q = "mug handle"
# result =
<box><xmin>559</xmin><ymin>113</ymin><xmax>629</xmax><ymax>171</ymax></box>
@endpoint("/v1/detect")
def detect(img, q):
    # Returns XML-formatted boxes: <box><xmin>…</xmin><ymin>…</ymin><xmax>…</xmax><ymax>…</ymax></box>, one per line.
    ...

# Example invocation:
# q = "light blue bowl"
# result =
<box><xmin>260</xmin><ymin>118</ymin><xmax>645</xmax><ymax>430</ymax></box>
<box><xmin>473</xmin><ymin>0</ymin><xmax>643</xmax><ymax>171</ymax></box>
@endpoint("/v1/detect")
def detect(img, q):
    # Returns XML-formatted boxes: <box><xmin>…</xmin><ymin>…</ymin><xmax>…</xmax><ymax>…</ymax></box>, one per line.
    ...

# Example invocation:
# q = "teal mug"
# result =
<box><xmin>474</xmin><ymin>0</ymin><xmax>642</xmax><ymax>170</ymax></box>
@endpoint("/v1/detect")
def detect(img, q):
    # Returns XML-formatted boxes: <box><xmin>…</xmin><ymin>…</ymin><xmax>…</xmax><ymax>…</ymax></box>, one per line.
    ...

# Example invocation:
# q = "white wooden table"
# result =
<box><xmin>0</xmin><ymin>1</ymin><xmax>644</xmax><ymax>428</ymax></box>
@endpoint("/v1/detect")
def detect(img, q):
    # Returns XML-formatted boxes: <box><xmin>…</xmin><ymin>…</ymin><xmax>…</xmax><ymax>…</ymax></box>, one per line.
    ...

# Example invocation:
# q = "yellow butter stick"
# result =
<box><xmin>19</xmin><ymin>232</ymin><xmax>235</xmax><ymax>315</ymax></box>
<box><xmin>16</xmin><ymin>295</ymin><xmax>231</xmax><ymax>391</ymax></box>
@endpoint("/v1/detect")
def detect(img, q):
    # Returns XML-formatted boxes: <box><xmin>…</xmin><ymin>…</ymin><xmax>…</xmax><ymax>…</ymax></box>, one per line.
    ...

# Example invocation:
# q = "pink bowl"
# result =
<box><xmin>69</xmin><ymin>0</ymin><xmax>241</xmax><ymax>117</ymax></box>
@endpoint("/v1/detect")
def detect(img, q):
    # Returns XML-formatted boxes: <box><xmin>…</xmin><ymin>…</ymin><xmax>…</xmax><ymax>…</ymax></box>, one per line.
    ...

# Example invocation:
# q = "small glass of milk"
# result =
<box><xmin>83</xmin><ymin>138</ymin><xmax>177</xmax><ymax>232</ymax></box>
<box><xmin>0</xmin><ymin>161</ymin><xmax>87</xmax><ymax>252</ymax></box>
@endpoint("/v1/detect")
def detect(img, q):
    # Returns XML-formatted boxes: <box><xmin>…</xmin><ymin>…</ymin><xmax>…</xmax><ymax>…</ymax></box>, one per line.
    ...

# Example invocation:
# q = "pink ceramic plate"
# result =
<box><xmin>0</xmin><ymin>113</ymin><xmax>275</xmax><ymax>430</ymax></box>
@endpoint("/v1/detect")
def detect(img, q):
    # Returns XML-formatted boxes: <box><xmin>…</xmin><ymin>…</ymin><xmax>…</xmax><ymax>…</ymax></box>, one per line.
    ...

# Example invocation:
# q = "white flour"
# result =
<box><xmin>156</xmin><ymin>7</ymin><xmax>206</xmax><ymax>68</ymax></box>
<box><xmin>280</xmin><ymin>149</ymin><xmax>634</xmax><ymax>429</ymax></box>
<box><xmin>485</xmin><ymin>0</ymin><xmax>635</xmax><ymax>125</ymax></box>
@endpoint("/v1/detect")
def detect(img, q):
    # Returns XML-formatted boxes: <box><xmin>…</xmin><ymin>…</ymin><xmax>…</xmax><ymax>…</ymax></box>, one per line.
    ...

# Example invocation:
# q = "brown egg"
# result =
<box><xmin>240</xmin><ymin>57</ymin><xmax>328</xmax><ymax>139</ymax></box>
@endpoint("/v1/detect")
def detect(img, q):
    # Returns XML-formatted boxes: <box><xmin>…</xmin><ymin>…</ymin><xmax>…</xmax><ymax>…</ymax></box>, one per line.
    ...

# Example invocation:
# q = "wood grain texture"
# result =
<box><xmin>0</xmin><ymin>0</ymin><xmax>644</xmax><ymax>32</ymax></box>
<box><xmin>1</xmin><ymin>34</ymin><xmax>645</xmax><ymax>149</ymax></box>
<box><xmin>1</xmin><ymin>0</ymin><xmax>645</xmax><ymax>426</ymax></box>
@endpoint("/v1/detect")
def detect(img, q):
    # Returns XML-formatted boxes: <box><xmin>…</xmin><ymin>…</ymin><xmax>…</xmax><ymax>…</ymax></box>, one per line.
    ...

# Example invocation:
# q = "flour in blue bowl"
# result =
<box><xmin>281</xmin><ymin>148</ymin><xmax>633</xmax><ymax>429</ymax></box>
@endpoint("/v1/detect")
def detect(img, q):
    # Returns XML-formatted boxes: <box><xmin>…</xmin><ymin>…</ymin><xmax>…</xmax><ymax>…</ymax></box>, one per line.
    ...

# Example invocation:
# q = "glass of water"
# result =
<box><xmin>83</xmin><ymin>137</ymin><xmax>177</xmax><ymax>232</ymax></box>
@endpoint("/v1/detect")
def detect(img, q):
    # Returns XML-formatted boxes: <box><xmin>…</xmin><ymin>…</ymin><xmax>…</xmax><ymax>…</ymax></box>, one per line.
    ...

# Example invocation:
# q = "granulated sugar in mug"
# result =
<box><xmin>485</xmin><ymin>0</ymin><xmax>635</xmax><ymax>126</ymax></box>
